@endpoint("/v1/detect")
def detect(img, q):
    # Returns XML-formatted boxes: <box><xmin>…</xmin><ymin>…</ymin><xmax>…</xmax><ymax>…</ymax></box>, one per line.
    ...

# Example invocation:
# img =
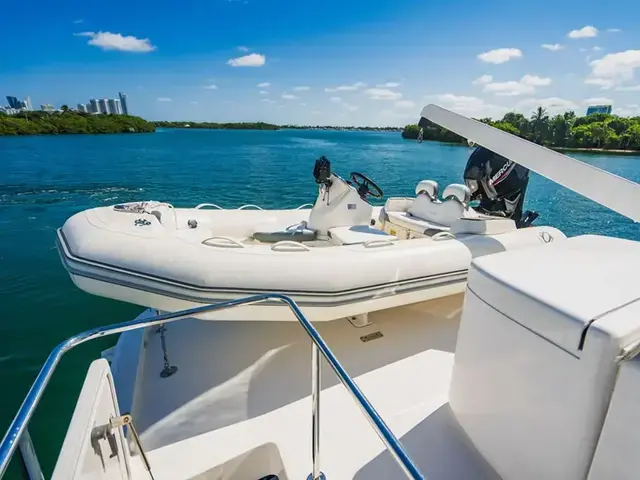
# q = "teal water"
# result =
<box><xmin>1</xmin><ymin>129</ymin><xmax>639</xmax><ymax>476</ymax></box>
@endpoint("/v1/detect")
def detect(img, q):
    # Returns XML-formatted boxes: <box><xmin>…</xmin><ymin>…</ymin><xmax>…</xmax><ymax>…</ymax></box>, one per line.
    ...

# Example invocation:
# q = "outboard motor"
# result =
<box><xmin>463</xmin><ymin>146</ymin><xmax>538</xmax><ymax>227</ymax></box>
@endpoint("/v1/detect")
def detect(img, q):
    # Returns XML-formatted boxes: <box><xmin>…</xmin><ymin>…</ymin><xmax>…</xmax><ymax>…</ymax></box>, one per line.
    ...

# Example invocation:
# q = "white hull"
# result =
<box><xmin>58</xmin><ymin>202</ymin><xmax>564</xmax><ymax>321</ymax></box>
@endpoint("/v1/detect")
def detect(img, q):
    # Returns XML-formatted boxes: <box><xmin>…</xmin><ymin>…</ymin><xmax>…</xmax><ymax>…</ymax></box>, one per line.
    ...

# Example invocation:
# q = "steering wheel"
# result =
<box><xmin>350</xmin><ymin>172</ymin><xmax>384</xmax><ymax>199</ymax></box>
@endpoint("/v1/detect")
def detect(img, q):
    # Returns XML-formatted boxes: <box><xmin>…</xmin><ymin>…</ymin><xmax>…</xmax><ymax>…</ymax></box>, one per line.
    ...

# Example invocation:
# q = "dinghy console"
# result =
<box><xmin>306</xmin><ymin>156</ymin><xmax>384</xmax><ymax>238</ymax></box>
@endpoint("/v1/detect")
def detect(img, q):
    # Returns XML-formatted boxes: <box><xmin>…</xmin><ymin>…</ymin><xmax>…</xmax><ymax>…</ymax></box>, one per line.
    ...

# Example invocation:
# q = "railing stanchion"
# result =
<box><xmin>17</xmin><ymin>428</ymin><xmax>43</xmax><ymax>480</ymax></box>
<box><xmin>309</xmin><ymin>342</ymin><xmax>325</xmax><ymax>480</ymax></box>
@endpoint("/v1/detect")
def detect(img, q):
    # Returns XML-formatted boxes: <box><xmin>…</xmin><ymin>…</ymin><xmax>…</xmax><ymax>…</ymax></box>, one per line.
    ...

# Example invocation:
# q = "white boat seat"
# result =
<box><xmin>384</xmin><ymin>183</ymin><xmax>475</xmax><ymax>234</ymax></box>
<box><xmin>415</xmin><ymin>179</ymin><xmax>439</xmax><ymax>199</ymax></box>
<box><xmin>328</xmin><ymin>225</ymin><xmax>397</xmax><ymax>245</ymax></box>
<box><xmin>386</xmin><ymin>211</ymin><xmax>451</xmax><ymax>234</ymax></box>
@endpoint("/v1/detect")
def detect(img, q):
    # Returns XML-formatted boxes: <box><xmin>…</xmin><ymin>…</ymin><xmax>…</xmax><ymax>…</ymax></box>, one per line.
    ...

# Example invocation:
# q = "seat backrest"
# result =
<box><xmin>442</xmin><ymin>183</ymin><xmax>471</xmax><ymax>206</ymax></box>
<box><xmin>415</xmin><ymin>180</ymin><xmax>439</xmax><ymax>200</ymax></box>
<box><xmin>407</xmin><ymin>183</ymin><xmax>470</xmax><ymax>228</ymax></box>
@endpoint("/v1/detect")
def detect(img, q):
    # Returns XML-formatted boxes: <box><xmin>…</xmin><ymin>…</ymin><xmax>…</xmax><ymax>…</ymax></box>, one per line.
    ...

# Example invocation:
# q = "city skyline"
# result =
<box><xmin>1</xmin><ymin>0</ymin><xmax>640</xmax><ymax>125</ymax></box>
<box><xmin>2</xmin><ymin>92</ymin><xmax>130</xmax><ymax>115</ymax></box>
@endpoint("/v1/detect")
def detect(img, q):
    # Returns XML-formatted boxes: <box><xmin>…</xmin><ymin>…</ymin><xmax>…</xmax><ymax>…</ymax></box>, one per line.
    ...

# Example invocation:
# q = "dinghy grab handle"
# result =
<box><xmin>271</xmin><ymin>241</ymin><xmax>311</xmax><ymax>252</ymax></box>
<box><xmin>238</xmin><ymin>204</ymin><xmax>264</xmax><ymax>210</ymax></box>
<box><xmin>363</xmin><ymin>239</ymin><xmax>395</xmax><ymax>248</ymax></box>
<box><xmin>195</xmin><ymin>203</ymin><xmax>224</xmax><ymax>210</ymax></box>
<box><xmin>201</xmin><ymin>236</ymin><xmax>245</xmax><ymax>248</ymax></box>
<box><xmin>432</xmin><ymin>232</ymin><xmax>456</xmax><ymax>241</ymax></box>
<box><xmin>296</xmin><ymin>203</ymin><xmax>313</xmax><ymax>209</ymax></box>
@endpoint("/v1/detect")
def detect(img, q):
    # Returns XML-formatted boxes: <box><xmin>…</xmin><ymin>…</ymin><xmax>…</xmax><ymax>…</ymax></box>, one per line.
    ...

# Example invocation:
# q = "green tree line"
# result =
<box><xmin>153</xmin><ymin>121</ymin><xmax>280</xmax><ymax>130</ymax></box>
<box><xmin>0</xmin><ymin>110</ymin><xmax>155</xmax><ymax>136</ymax></box>
<box><xmin>403</xmin><ymin>107</ymin><xmax>640</xmax><ymax>151</ymax></box>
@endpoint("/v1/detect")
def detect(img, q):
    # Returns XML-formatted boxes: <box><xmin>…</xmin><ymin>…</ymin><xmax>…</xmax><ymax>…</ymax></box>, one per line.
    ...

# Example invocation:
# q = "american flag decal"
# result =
<box><xmin>347</xmin><ymin>204</ymin><xmax>356</xmax><ymax>210</ymax></box>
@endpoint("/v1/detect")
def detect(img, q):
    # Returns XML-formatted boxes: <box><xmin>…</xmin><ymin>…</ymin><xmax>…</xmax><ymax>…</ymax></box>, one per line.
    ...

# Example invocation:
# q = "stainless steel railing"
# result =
<box><xmin>0</xmin><ymin>294</ymin><xmax>423</xmax><ymax>480</ymax></box>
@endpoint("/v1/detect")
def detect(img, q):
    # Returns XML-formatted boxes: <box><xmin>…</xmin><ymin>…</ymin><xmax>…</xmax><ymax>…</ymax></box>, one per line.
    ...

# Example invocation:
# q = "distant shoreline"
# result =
<box><xmin>154</xmin><ymin>121</ymin><xmax>402</xmax><ymax>132</ymax></box>
<box><xmin>552</xmin><ymin>146</ymin><xmax>640</xmax><ymax>155</ymax></box>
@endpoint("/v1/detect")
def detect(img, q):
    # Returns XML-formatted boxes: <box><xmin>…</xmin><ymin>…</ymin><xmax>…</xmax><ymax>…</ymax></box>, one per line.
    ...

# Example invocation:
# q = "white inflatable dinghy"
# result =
<box><xmin>58</xmin><ymin>159</ymin><xmax>564</xmax><ymax>321</ymax></box>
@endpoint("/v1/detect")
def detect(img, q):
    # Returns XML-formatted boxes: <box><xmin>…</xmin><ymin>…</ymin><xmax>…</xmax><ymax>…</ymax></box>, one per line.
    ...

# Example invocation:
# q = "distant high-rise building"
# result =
<box><xmin>40</xmin><ymin>104</ymin><xmax>55</xmax><ymax>112</ymax></box>
<box><xmin>18</xmin><ymin>101</ymin><xmax>27</xmax><ymax>109</ymax></box>
<box><xmin>6</xmin><ymin>96</ymin><xmax>20</xmax><ymax>109</ymax></box>
<box><xmin>25</xmin><ymin>96</ymin><xmax>32</xmax><ymax>111</ymax></box>
<box><xmin>89</xmin><ymin>99</ymin><xmax>99</xmax><ymax>114</ymax></box>
<box><xmin>77</xmin><ymin>103</ymin><xmax>88</xmax><ymax>113</ymax></box>
<box><xmin>107</xmin><ymin>98</ymin><xmax>123</xmax><ymax>115</ymax></box>
<box><xmin>98</xmin><ymin>98</ymin><xmax>109</xmax><ymax>114</ymax></box>
<box><xmin>118</xmin><ymin>92</ymin><xmax>129</xmax><ymax>115</ymax></box>
<box><xmin>586</xmin><ymin>105</ymin><xmax>612</xmax><ymax>115</ymax></box>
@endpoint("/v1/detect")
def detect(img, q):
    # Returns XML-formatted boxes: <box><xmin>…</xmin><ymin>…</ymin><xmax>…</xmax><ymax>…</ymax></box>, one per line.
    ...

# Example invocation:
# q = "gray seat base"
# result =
<box><xmin>252</xmin><ymin>230</ymin><xmax>317</xmax><ymax>243</ymax></box>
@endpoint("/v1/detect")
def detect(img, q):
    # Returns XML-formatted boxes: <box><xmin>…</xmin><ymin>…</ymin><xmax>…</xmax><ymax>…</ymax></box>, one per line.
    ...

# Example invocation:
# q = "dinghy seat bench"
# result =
<box><xmin>328</xmin><ymin>225</ymin><xmax>397</xmax><ymax>245</ymax></box>
<box><xmin>382</xmin><ymin>181</ymin><xmax>478</xmax><ymax>236</ymax></box>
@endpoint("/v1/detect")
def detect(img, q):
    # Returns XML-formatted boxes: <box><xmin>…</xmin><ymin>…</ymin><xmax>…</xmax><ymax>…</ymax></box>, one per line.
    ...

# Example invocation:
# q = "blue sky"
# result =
<box><xmin>1</xmin><ymin>0</ymin><xmax>639</xmax><ymax>126</ymax></box>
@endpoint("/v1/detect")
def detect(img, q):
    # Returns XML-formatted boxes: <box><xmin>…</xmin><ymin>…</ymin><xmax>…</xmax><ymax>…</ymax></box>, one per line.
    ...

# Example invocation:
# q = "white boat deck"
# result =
<box><xmin>118</xmin><ymin>294</ymin><xmax>498</xmax><ymax>479</ymax></box>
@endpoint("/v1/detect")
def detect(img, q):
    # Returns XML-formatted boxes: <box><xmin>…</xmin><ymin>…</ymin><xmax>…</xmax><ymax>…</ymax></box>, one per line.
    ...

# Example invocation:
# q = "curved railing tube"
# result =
<box><xmin>0</xmin><ymin>294</ymin><xmax>423</xmax><ymax>480</ymax></box>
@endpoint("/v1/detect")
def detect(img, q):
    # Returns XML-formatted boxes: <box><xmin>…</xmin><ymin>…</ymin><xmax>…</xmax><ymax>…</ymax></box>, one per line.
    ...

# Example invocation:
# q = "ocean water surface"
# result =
<box><xmin>1</xmin><ymin>128</ymin><xmax>639</xmax><ymax>476</ymax></box>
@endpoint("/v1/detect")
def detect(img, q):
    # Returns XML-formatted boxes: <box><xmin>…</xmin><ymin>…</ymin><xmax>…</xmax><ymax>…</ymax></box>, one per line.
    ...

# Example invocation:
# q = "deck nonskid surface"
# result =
<box><xmin>124</xmin><ymin>294</ymin><xmax>497</xmax><ymax>479</ymax></box>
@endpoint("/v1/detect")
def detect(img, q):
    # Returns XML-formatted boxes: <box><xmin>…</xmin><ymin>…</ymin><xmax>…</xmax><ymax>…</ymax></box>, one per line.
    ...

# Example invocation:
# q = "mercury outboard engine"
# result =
<box><xmin>463</xmin><ymin>146</ymin><xmax>538</xmax><ymax>228</ymax></box>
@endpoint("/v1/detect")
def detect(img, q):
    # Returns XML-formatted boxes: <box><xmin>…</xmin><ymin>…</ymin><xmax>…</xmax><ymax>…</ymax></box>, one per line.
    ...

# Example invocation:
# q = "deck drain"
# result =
<box><xmin>360</xmin><ymin>331</ymin><xmax>383</xmax><ymax>343</ymax></box>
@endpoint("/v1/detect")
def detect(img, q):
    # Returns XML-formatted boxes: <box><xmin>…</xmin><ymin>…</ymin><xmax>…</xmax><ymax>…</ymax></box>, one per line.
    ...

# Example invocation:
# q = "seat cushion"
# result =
<box><xmin>386</xmin><ymin>211</ymin><xmax>450</xmax><ymax>234</ymax></box>
<box><xmin>407</xmin><ymin>195</ymin><xmax>465</xmax><ymax>228</ymax></box>
<box><xmin>328</xmin><ymin>225</ymin><xmax>397</xmax><ymax>245</ymax></box>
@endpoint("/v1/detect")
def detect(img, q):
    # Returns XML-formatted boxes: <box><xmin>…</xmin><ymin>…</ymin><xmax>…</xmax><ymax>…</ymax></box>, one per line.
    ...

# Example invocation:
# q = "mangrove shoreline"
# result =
<box><xmin>402</xmin><ymin>107</ymin><xmax>640</xmax><ymax>153</ymax></box>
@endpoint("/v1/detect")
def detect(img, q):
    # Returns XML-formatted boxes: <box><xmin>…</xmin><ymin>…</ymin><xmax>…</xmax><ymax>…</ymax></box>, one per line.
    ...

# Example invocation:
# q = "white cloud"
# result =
<box><xmin>203</xmin><ymin>84</ymin><xmax>218</xmax><ymax>90</ymax></box>
<box><xmin>515</xmin><ymin>97</ymin><xmax>579</xmax><ymax>115</ymax></box>
<box><xmin>227</xmin><ymin>53</ymin><xmax>266</xmax><ymax>67</ymax></box>
<box><xmin>330</xmin><ymin>97</ymin><xmax>342</xmax><ymax>102</ymax></box>
<box><xmin>582</xmin><ymin>97</ymin><xmax>613</xmax><ymax>104</ymax></box>
<box><xmin>260</xmin><ymin>98</ymin><xmax>276</xmax><ymax>104</ymax></box>
<box><xmin>376</xmin><ymin>82</ymin><xmax>401</xmax><ymax>88</ymax></box>
<box><xmin>568</xmin><ymin>26</ymin><xmax>598</xmax><ymax>39</ymax></box>
<box><xmin>483</xmin><ymin>74</ymin><xmax>552</xmax><ymax>96</ymax></box>
<box><xmin>190</xmin><ymin>101</ymin><xmax>198</xmax><ymax>105</ymax></box>
<box><xmin>257</xmin><ymin>82</ymin><xmax>270</xmax><ymax>88</ymax></box>
<box><xmin>238</xmin><ymin>46</ymin><xmax>249</xmax><ymax>52</ymax></box>
<box><xmin>477</xmin><ymin>48</ymin><xmax>522</xmax><ymax>64</ymax></box>
<box><xmin>593</xmin><ymin>46</ymin><xmax>603</xmax><ymax>52</ymax></box>
<box><xmin>75</xmin><ymin>31</ymin><xmax>156</xmax><ymax>52</ymax></box>
<box><xmin>472</xmin><ymin>74</ymin><xmax>493</xmax><ymax>85</ymax></box>
<box><xmin>312</xmin><ymin>111</ymin><xmax>322</xmax><ymax>115</ymax></box>
<box><xmin>520</xmin><ymin>74</ymin><xmax>552</xmax><ymax>86</ymax></box>
<box><xmin>585</xmin><ymin>77</ymin><xmax>616</xmax><ymax>88</ymax></box>
<box><xmin>325</xmin><ymin>82</ymin><xmax>366</xmax><ymax>92</ymax></box>
<box><xmin>157</xmin><ymin>97</ymin><xmax>172</xmax><ymax>102</ymax></box>
<box><xmin>259</xmin><ymin>90</ymin><xmax>268</xmax><ymax>95</ymax></box>
<box><xmin>433</xmin><ymin>94</ymin><xmax>508</xmax><ymax>118</ymax></box>
<box><xmin>299</xmin><ymin>103</ymin><xmax>307</xmax><ymax>107</ymax></box>
<box><xmin>293</xmin><ymin>86</ymin><xmax>310</xmax><ymax>91</ymax></box>
<box><xmin>281</xmin><ymin>93</ymin><xmax>297</xmax><ymax>100</ymax></box>
<box><xmin>73</xmin><ymin>19</ymin><xmax>83</xmax><ymax>24</ymax></box>
<box><xmin>586</xmin><ymin>50</ymin><xmax>640</xmax><ymax>89</ymax></box>
<box><xmin>485</xmin><ymin>81</ymin><xmax>534</xmax><ymax>96</ymax></box>
<box><xmin>343</xmin><ymin>103</ymin><xmax>359</xmax><ymax>112</ymax></box>
<box><xmin>542</xmin><ymin>43</ymin><xmax>564</xmax><ymax>51</ymax></box>
<box><xmin>395</xmin><ymin>100</ymin><xmax>416</xmax><ymax>109</ymax></box>
<box><xmin>616</xmin><ymin>85</ymin><xmax>640</xmax><ymax>91</ymax></box>
<box><xmin>607</xmin><ymin>28</ymin><xmax>622</xmax><ymax>33</ymax></box>
<box><xmin>364</xmin><ymin>88</ymin><xmax>402</xmax><ymax>100</ymax></box>
<box><xmin>616</xmin><ymin>104</ymin><xmax>640</xmax><ymax>116</ymax></box>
